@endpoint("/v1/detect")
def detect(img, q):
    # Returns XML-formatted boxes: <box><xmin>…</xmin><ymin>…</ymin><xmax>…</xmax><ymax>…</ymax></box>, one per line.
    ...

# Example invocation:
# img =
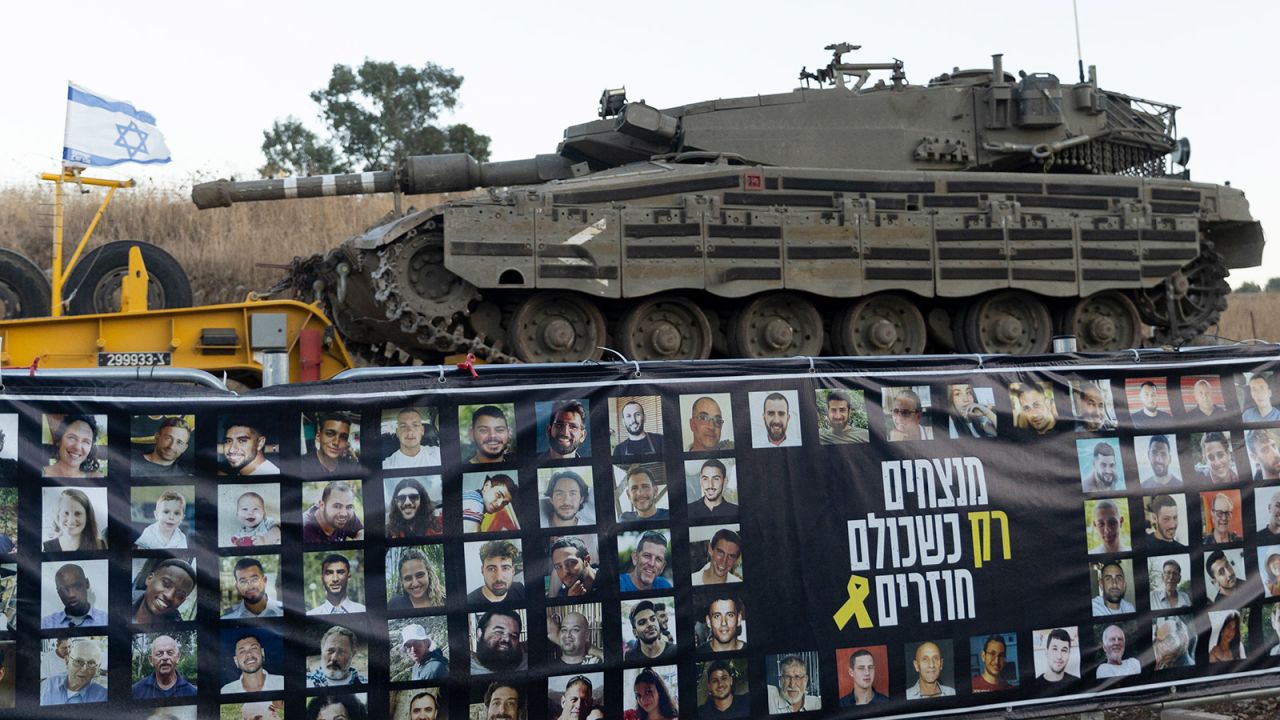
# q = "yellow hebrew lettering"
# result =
<box><xmin>968</xmin><ymin>511</ymin><xmax>990</xmax><ymax>569</ymax></box>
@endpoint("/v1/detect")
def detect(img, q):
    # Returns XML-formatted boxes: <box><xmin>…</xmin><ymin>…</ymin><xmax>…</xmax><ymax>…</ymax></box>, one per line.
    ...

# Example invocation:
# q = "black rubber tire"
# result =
<box><xmin>0</xmin><ymin>248</ymin><xmax>51</xmax><ymax>319</ymax></box>
<box><xmin>63</xmin><ymin>241</ymin><xmax>192</xmax><ymax>315</ymax></box>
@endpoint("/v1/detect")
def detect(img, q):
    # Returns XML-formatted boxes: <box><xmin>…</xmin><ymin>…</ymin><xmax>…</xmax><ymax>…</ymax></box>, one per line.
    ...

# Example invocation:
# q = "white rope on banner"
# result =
<box><xmin>598</xmin><ymin>347</ymin><xmax>641</xmax><ymax>378</ymax></box>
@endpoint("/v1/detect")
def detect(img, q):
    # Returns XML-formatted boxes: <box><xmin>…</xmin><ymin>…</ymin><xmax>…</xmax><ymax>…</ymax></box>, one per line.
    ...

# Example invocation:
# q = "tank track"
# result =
<box><xmin>1137</xmin><ymin>244</ymin><xmax>1232</xmax><ymax>347</ymax></box>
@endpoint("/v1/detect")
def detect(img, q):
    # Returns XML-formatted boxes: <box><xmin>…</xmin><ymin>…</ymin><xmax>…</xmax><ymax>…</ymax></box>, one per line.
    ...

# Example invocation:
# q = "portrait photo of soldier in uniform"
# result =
<box><xmin>1152</xmin><ymin>550</ymin><xmax>1187</xmax><ymax>607</ymax></box>
<box><xmin>1247</xmin><ymin>427</ymin><xmax>1280</xmax><ymax>482</ymax></box>
<box><xmin>218</xmin><ymin>483</ymin><xmax>282</xmax><ymax>547</ymax></box>
<box><xmin>300</xmin><ymin>411</ymin><xmax>362</xmax><ymax>477</ymax></box>
<box><xmin>546</xmin><ymin>603</ymin><xmax>604</xmax><ymax>666</ymax></box>
<box><xmin>130</xmin><ymin>630</ymin><xmax>198</xmax><ymax>699</ymax></box>
<box><xmin>1031</xmin><ymin>627</ymin><xmax>1080</xmax><ymax>683</ymax></box>
<box><xmin>1200</xmin><ymin>489</ymin><xmax>1244</xmax><ymax>545</ymax></box>
<box><xmin>1093</xmin><ymin>622</ymin><xmax>1141</xmax><ymax>678</ymax></box>
<box><xmin>815</xmin><ymin>388</ymin><xmax>869</xmax><ymax>444</ymax></box>
<box><xmin>305</xmin><ymin>550</ymin><xmax>366</xmax><ymax>615</ymax></box>
<box><xmin>622</xmin><ymin>597</ymin><xmax>677</xmax><ymax>664</ymax></box>
<box><xmin>944</xmin><ymin>383</ymin><xmax>997</xmax><ymax>439</ymax></box>
<box><xmin>0</xmin><ymin>414</ymin><xmax>16</xmax><ymax>480</ymax></box>
<box><xmin>680</xmin><ymin>393</ymin><xmax>735</xmax><ymax>453</ymax></box>
<box><xmin>41</xmin><ymin>559</ymin><xmax>107</xmax><ymax>629</ymax></box>
<box><xmin>1070</xmin><ymin>380</ymin><xmax>1118</xmax><ymax>433</ymax></box>
<box><xmin>1143</xmin><ymin>495</ymin><xmax>1189</xmax><ymax>552</ymax></box>
<box><xmin>39</xmin><ymin>635</ymin><xmax>108</xmax><ymax>705</ymax></box>
<box><xmin>1090</xmin><ymin>559</ymin><xmax>1136</xmax><ymax>616</ymax></box>
<box><xmin>611</xmin><ymin>396</ymin><xmax>665</xmax><ymax>458</ymax></box>
<box><xmin>1078</xmin><ymin>437</ymin><xmax>1125</xmax><ymax>493</ymax></box>
<box><xmin>882</xmin><ymin>386</ymin><xmax>933</xmax><ymax>442</ymax></box>
<box><xmin>1181</xmin><ymin>375</ymin><xmax>1227</xmax><ymax>420</ymax></box>
<box><xmin>386</xmin><ymin>545</ymin><xmax>447</xmax><ymax>611</ymax></box>
<box><xmin>390</xmin><ymin>688</ymin><xmax>442</xmax><ymax>720</ymax></box>
<box><xmin>536</xmin><ymin>399</ymin><xmax>592</xmax><ymax>461</ymax></box>
<box><xmin>690</xmin><ymin>525</ymin><xmax>742</xmax><ymax>586</ymax></box>
<box><xmin>304</xmin><ymin>624</ymin><xmax>367</xmax><ymax>688</ymax></box>
<box><xmin>41</xmin><ymin>486</ymin><xmax>108</xmax><ymax>552</ymax></box>
<box><xmin>835</xmin><ymin>646</ymin><xmax>889</xmax><ymax>707</ymax></box>
<box><xmin>1194</xmin><ymin>431</ymin><xmax>1239</xmax><ymax>484</ymax></box>
<box><xmin>1008</xmin><ymin>380</ymin><xmax>1059</xmax><ymax>438</ymax></box>
<box><xmin>748</xmin><ymin>389</ymin><xmax>801</xmax><ymax>448</ymax></box>
<box><xmin>459</xmin><ymin>403</ymin><xmax>516</xmax><ymax>465</ymax></box>
<box><xmin>615</xmin><ymin>463</ymin><xmax>669</xmax><ymax>522</ymax></box>
<box><xmin>1205</xmin><ymin>548</ymin><xmax>1246</xmax><ymax>603</ymax></box>
<box><xmin>764</xmin><ymin>652</ymin><xmax>821</xmax><ymax>713</ymax></box>
<box><xmin>1237</xmin><ymin>371</ymin><xmax>1280</xmax><ymax>423</ymax></box>
<box><xmin>389</xmin><ymin>616</ymin><xmax>449</xmax><ymax>681</ymax></box>
<box><xmin>464</xmin><ymin>539</ymin><xmax>526</xmax><ymax>605</ymax></box>
<box><xmin>42</xmin><ymin>413</ymin><xmax>107</xmax><ymax>478</ymax></box>
<box><xmin>1085</xmin><ymin>499</ymin><xmax>1132</xmax><ymax>554</ymax></box>
<box><xmin>220</xmin><ymin>555</ymin><xmax>284</xmax><ymax>619</ymax></box>
<box><xmin>685</xmin><ymin>458</ymin><xmax>737</xmax><ymax>521</ymax></box>
<box><xmin>385</xmin><ymin>475</ymin><xmax>443</xmax><ymax>538</ymax></box>
<box><xmin>968</xmin><ymin>633</ymin><xmax>1019</xmax><ymax>693</ymax></box>
<box><xmin>131</xmin><ymin>485</ymin><xmax>195</xmax><ymax>550</ymax></box>
<box><xmin>618</xmin><ymin>530</ymin><xmax>673</xmax><ymax>593</ymax></box>
<box><xmin>462</xmin><ymin>470</ymin><xmax>518</xmax><ymax>533</ymax></box>
<box><xmin>1126</xmin><ymin>377</ymin><xmax>1174</xmax><ymax>428</ymax></box>
<box><xmin>547</xmin><ymin>672</ymin><xmax>605</xmax><ymax>720</ymax></box>
<box><xmin>546</xmin><ymin>534</ymin><xmax>600</xmax><ymax>599</ymax></box>
<box><xmin>131</xmin><ymin>414</ymin><xmax>194</xmax><ymax>476</ymax></box>
<box><xmin>469</xmin><ymin>609</ymin><xmax>528</xmax><ymax>674</ymax></box>
<box><xmin>131</xmin><ymin>557</ymin><xmax>197</xmax><ymax>624</ymax></box>
<box><xmin>1152</xmin><ymin>614</ymin><xmax>1197</xmax><ymax>670</ymax></box>
<box><xmin>219</xmin><ymin>627</ymin><xmax>285</xmax><ymax>695</ymax></box>
<box><xmin>380</xmin><ymin>406</ymin><xmax>441</xmax><ymax>469</ymax></box>
<box><xmin>539</xmin><ymin>466</ymin><xmax>596</xmax><ymax>528</ymax></box>
<box><xmin>217</xmin><ymin>414</ymin><xmax>280</xmax><ymax>476</ymax></box>
<box><xmin>1135</xmin><ymin>435</ymin><xmax>1183</xmax><ymax>489</ymax></box>
<box><xmin>1207</xmin><ymin>609</ymin><xmax>1247</xmax><ymax>663</ymax></box>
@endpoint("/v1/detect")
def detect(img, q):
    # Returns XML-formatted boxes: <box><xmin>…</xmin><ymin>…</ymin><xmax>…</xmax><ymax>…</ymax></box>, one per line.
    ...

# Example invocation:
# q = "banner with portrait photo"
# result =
<box><xmin>0</xmin><ymin>347</ymin><xmax>1279</xmax><ymax>719</ymax></box>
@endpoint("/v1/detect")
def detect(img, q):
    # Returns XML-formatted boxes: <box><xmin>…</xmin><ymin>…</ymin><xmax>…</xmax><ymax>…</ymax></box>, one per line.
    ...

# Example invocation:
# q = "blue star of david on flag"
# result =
<box><xmin>63</xmin><ymin>83</ymin><xmax>171</xmax><ymax>167</ymax></box>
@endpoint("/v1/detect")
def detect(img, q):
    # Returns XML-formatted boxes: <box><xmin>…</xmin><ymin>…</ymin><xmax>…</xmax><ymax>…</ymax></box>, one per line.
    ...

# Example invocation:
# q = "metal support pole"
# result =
<box><xmin>260</xmin><ymin>350</ymin><xmax>290</xmax><ymax>387</ymax></box>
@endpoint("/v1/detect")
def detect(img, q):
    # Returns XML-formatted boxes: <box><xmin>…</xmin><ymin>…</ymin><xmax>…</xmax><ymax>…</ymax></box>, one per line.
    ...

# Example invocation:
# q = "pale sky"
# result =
<box><xmin>2</xmin><ymin>0</ymin><xmax>1275</xmax><ymax>285</ymax></box>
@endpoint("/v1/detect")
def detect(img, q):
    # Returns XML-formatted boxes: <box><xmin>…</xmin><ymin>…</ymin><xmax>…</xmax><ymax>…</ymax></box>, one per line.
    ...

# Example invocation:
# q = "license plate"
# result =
<box><xmin>96</xmin><ymin>352</ymin><xmax>172</xmax><ymax>367</ymax></box>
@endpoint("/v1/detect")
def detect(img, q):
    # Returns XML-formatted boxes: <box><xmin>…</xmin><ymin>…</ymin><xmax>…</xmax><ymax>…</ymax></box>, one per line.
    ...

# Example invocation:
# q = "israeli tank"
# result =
<box><xmin>192</xmin><ymin>44</ymin><xmax>1265</xmax><ymax>363</ymax></box>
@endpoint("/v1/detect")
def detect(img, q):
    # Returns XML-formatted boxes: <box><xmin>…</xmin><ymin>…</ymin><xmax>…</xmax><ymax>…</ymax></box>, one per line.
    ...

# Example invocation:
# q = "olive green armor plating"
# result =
<box><xmin>192</xmin><ymin>45</ymin><xmax>1264</xmax><ymax>363</ymax></box>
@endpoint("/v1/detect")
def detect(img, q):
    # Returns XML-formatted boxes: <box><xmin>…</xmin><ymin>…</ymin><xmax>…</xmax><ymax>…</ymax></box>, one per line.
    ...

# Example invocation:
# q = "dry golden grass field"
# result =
<box><xmin>1</xmin><ymin>184</ymin><xmax>1277</xmax><ymax>345</ymax></box>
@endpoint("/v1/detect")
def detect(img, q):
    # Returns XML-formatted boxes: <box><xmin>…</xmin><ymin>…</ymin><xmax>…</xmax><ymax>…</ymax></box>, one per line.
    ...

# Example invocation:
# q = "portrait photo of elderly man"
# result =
<box><xmin>766</xmin><ymin>653</ymin><xmax>822</xmax><ymax>713</ymax></box>
<box><xmin>1152</xmin><ymin>615</ymin><xmax>1196</xmax><ymax>670</ymax></box>
<box><xmin>40</xmin><ymin>636</ymin><xmax>107</xmax><ymax>705</ymax></box>
<box><xmin>131</xmin><ymin>632</ymin><xmax>197</xmax><ymax>699</ymax></box>
<box><xmin>1094</xmin><ymin>622</ymin><xmax>1141</xmax><ymax>678</ymax></box>
<box><xmin>305</xmin><ymin>625</ymin><xmax>365</xmax><ymax>688</ymax></box>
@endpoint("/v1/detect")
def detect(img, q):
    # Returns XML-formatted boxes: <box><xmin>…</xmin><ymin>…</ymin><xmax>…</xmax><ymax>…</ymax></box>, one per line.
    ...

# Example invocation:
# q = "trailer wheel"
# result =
<box><xmin>64</xmin><ymin>241</ymin><xmax>192</xmax><ymax>315</ymax></box>
<box><xmin>0</xmin><ymin>249</ymin><xmax>51</xmax><ymax>319</ymax></box>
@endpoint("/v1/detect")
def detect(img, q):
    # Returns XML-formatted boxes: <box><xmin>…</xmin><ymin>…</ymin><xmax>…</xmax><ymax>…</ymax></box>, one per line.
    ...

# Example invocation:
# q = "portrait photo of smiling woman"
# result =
<box><xmin>43</xmin><ymin>414</ymin><xmax>107</xmax><ymax>478</ymax></box>
<box><xmin>41</xmin><ymin>487</ymin><xmax>108</xmax><ymax>552</ymax></box>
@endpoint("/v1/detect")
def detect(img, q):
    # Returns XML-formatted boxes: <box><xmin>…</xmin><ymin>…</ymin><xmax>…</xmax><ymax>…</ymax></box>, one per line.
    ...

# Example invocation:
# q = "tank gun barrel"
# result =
<box><xmin>191</xmin><ymin>153</ymin><xmax>576</xmax><ymax>209</ymax></box>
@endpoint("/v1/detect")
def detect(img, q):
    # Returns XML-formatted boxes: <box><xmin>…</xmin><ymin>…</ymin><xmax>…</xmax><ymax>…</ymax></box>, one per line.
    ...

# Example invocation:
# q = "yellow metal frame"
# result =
<box><xmin>0</xmin><ymin>298</ymin><xmax>354</xmax><ymax>383</ymax></box>
<box><xmin>39</xmin><ymin>167</ymin><xmax>136</xmax><ymax>317</ymax></box>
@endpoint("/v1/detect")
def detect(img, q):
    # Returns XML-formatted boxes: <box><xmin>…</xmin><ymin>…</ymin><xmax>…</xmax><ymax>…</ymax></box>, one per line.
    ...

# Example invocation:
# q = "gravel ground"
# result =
<box><xmin>1104</xmin><ymin>697</ymin><xmax>1280</xmax><ymax>719</ymax></box>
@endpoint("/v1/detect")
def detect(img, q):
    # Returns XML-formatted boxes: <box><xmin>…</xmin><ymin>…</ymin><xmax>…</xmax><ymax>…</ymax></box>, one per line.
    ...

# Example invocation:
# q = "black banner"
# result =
<box><xmin>2</xmin><ymin>348</ymin><xmax>1280</xmax><ymax>719</ymax></box>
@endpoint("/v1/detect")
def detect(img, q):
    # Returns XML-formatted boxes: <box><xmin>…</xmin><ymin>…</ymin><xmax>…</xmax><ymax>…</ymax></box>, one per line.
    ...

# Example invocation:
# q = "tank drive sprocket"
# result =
<box><xmin>1136</xmin><ymin>245</ymin><xmax>1231</xmax><ymax>347</ymax></box>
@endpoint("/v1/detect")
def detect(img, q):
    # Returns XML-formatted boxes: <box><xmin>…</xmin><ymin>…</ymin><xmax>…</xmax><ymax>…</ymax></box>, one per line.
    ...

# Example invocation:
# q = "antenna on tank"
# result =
<box><xmin>1072</xmin><ymin>0</ymin><xmax>1085</xmax><ymax>83</ymax></box>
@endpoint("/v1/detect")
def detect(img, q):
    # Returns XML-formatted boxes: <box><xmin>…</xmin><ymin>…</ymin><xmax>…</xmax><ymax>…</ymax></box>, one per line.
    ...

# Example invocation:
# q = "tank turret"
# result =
<box><xmin>192</xmin><ymin>45</ymin><xmax>1264</xmax><ymax>365</ymax></box>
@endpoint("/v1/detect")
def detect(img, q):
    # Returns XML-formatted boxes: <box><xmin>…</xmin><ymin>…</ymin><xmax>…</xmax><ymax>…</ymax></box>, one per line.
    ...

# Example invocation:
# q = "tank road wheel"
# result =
<box><xmin>617</xmin><ymin>295</ymin><xmax>713</xmax><ymax>361</ymax></box>
<box><xmin>1136</xmin><ymin>247</ymin><xmax>1230</xmax><ymax>346</ymax></box>
<box><xmin>1059</xmin><ymin>291</ymin><xmax>1143</xmax><ymax>351</ymax></box>
<box><xmin>833</xmin><ymin>293</ymin><xmax>927</xmax><ymax>356</ymax></box>
<box><xmin>64</xmin><ymin>241</ymin><xmax>192</xmax><ymax>315</ymax></box>
<box><xmin>959</xmin><ymin>290</ymin><xmax>1053</xmax><ymax>355</ymax></box>
<box><xmin>728</xmin><ymin>292</ymin><xmax>824</xmax><ymax>359</ymax></box>
<box><xmin>0</xmin><ymin>249</ymin><xmax>51</xmax><ymax>319</ymax></box>
<box><xmin>508</xmin><ymin>292</ymin><xmax>606</xmax><ymax>363</ymax></box>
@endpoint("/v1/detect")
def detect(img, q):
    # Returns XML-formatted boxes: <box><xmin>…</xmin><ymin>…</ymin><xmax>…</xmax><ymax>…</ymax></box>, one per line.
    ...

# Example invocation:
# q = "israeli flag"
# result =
<box><xmin>62</xmin><ymin>82</ymin><xmax>172</xmax><ymax>167</ymax></box>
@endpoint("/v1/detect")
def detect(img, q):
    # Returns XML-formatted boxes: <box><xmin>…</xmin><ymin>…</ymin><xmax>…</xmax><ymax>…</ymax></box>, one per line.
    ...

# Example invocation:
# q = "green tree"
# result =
<box><xmin>1267</xmin><ymin>277</ymin><xmax>1280</xmax><ymax>293</ymax></box>
<box><xmin>1236</xmin><ymin>281</ymin><xmax>1262</xmax><ymax>293</ymax></box>
<box><xmin>260</xmin><ymin>60</ymin><xmax>490</xmax><ymax>177</ymax></box>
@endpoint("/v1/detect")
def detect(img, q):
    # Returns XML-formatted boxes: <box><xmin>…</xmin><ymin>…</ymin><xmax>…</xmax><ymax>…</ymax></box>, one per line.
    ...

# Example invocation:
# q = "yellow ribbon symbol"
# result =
<box><xmin>833</xmin><ymin>574</ymin><xmax>873</xmax><ymax>630</ymax></box>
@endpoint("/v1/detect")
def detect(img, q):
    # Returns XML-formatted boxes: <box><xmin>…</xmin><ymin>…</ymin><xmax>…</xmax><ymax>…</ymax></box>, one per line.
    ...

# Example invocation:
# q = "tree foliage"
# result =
<box><xmin>260</xmin><ymin>60</ymin><xmax>490</xmax><ymax>178</ymax></box>
<box><xmin>1267</xmin><ymin>277</ymin><xmax>1280</xmax><ymax>293</ymax></box>
<box><xmin>1236</xmin><ymin>281</ymin><xmax>1261</xmax><ymax>294</ymax></box>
